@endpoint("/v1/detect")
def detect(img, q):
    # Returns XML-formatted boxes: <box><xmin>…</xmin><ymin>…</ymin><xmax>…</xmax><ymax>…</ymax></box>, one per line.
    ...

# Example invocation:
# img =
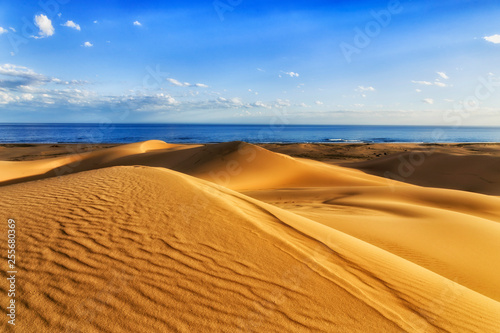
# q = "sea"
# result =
<box><xmin>1</xmin><ymin>123</ymin><xmax>500</xmax><ymax>144</ymax></box>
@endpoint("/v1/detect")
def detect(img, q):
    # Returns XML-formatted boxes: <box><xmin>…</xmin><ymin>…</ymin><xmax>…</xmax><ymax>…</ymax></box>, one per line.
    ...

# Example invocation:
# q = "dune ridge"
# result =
<box><xmin>246</xmin><ymin>185</ymin><xmax>500</xmax><ymax>302</ymax></box>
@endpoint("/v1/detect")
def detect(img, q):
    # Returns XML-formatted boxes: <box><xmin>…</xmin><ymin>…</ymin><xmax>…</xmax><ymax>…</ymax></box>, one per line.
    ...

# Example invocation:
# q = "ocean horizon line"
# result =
<box><xmin>1</xmin><ymin>122</ymin><xmax>500</xmax><ymax>129</ymax></box>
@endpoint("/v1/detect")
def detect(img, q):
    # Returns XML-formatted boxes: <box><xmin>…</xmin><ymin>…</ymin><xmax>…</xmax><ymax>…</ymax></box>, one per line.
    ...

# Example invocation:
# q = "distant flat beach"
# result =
<box><xmin>1</xmin><ymin>140</ymin><xmax>499</xmax><ymax>332</ymax></box>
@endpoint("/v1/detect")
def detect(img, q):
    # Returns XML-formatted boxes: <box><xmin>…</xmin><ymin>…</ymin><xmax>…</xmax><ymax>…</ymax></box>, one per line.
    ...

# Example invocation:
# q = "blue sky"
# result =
<box><xmin>0</xmin><ymin>0</ymin><xmax>500</xmax><ymax>125</ymax></box>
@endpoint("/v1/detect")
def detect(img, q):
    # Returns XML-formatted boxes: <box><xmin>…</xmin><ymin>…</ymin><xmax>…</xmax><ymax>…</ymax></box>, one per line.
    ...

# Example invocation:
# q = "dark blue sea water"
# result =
<box><xmin>1</xmin><ymin>123</ymin><xmax>500</xmax><ymax>144</ymax></box>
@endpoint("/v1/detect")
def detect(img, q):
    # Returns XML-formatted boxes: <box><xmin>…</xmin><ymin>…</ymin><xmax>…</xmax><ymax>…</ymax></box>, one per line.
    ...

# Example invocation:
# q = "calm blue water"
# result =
<box><xmin>1</xmin><ymin>123</ymin><xmax>499</xmax><ymax>144</ymax></box>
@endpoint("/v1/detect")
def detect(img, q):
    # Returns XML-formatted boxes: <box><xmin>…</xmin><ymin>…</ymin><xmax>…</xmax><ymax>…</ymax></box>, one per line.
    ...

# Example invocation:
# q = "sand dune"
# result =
<box><xmin>245</xmin><ymin>185</ymin><xmax>500</xmax><ymax>302</ymax></box>
<box><xmin>1</xmin><ymin>141</ymin><xmax>499</xmax><ymax>332</ymax></box>
<box><xmin>343</xmin><ymin>151</ymin><xmax>500</xmax><ymax>195</ymax></box>
<box><xmin>0</xmin><ymin>140</ymin><xmax>390</xmax><ymax>190</ymax></box>
<box><xmin>0</xmin><ymin>140</ymin><xmax>177</xmax><ymax>185</ymax></box>
<box><xmin>169</xmin><ymin>141</ymin><xmax>389</xmax><ymax>190</ymax></box>
<box><xmin>1</xmin><ymin>166</ymin><xmax>499</xmax><ymax>332</ymax></box>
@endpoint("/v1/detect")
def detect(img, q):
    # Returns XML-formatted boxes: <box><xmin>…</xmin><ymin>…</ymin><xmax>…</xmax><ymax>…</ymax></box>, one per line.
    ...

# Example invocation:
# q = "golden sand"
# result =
<box><xmin>1</xmin><ymin>141</ymin><xmax>499</xmax><ymax>332</ymax></box>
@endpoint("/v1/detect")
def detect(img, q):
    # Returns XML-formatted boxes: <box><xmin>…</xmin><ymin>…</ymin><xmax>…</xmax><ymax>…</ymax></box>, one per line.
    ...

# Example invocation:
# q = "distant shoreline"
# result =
<box><xmin>2</xmin><ymin>141</ymin><xmax>500</xmax><ymax>164</ymax></box>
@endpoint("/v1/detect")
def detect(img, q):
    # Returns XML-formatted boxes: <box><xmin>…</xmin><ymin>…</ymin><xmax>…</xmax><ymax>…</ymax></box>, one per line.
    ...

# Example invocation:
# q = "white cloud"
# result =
<box><xmin>166</xmin><ymin>78</ymin><xmax>208</xmax><ymax>88</ymax></box>
<box><xmin>412</xmin><ymin>80</ymin><xmax>433</xmax><ymax>86</ymax></box>
<box><xmin>0</xmin><ymin>91</ymin><xmax>16</xmax><ymax>104</ymax></box>
<box><xmin>437</xmin><ymin>72</ymin><xmax>449</xmax><ymax>80</ymax></box>
<box><xmin>275</xmin><ymin>99</ymin><xmax>291</xmax><ymax>107</ymax></box>
<box><xmin>9</xmin><ymin>27</ymin><xmax>16</xmax><ymax>32</ymax></box>
<box><xmin>422</xmin><ymin>98</ymin><xmax>434</xmax><ymax>105</ymax></box>
<box><xmin>0</xmin><ymin>27</ymin><xmax>7</xmax><ymax>34</ymax></box>
<box><xmin>484</xmin><ymin>34</ymin><xmax>500</xmax><ymax>44</ymax></box>
<box><xmin>83</xmin><ymin>41</ymin><xmax>93</xmax><ymax>47</ymax></box>
<box><xmin>0</xmin><ymin>80</ymin><xmax>317</xmax><ymax>115</ymax></box>
<box><xmin>356</xmin><ymin>86</ymin><xmax>375</xmax><ymax>92</ymax></box>
<box><xmin>34</xmin><ymin>14</ymin><xmax>54</xmax><ymax>38</ymax></box>
<box><xmin>2</xmin><ymin>65</ymin><xmax>359</xmax><ymax>118</ymax></box>
<box><xmin>205</xmin><ymin>96</ymin><xmax>250</xmax><ymax>110</ymax></box>
<box><xmin>412</xmin><ymin>80</ymin><xmax>447</xmax><ymax>88</ymax></box>
<box><xmin>62</xmin><ymin>20</ymin><xmax>81</xmax><ymax>31</ymax></box>
<box><xmin>133</xmin><ymin>21</ymin><xmax>142</xmax><ymax>26</ymax></box>
<box><xmin>167</xmin><ymin>78</ymin><xmax>189</xmax><ymax>87</ymax></box>
<box><xmin>0</xmin><ymin>64</ymin><xmax>89</xmax><ymax>90</ymax></box>
<box><xmin>230</xmin><ymin>97</ymin><xmax>243</xmax><ymax>105</ymax></box>
<box><xmin>253</xmin><ymin>101</ymin><xmax>271</xmax><ymax>109</ymax></box>
<box><xmin>21</xmin><ymin>93</ymin><xmax>34</xmax><ymax>101</ymax></box>
<box><xmin>93</xmin><ymin>20</ymin><xmax>98</xmax><ymax>24</ymax></box>
<box><xmin>415</xmin><ymin>89</ymin><xmax>422</xmax><ymax>93</ymax></box>
<box><xmin>127</xmin><ymin>93</ymin><xmax>178</xmax><ymax>111</ymax></box>
<box><xmin>434</xmin><ymin>81</ymin><xmax>447</xmax><ymax>88</ymax></box>
<box><xmin>10</xmin><ymin>52</ymin><xmax>15</xmax><ymax>56</ymax></box>
<box><xmin>246</xmin><ymin>98</ymin><xmax>295</xmax><ymax>109</ymax></box>
<box><xmin>0</xmin><ymin>64</ymin><xmax>45</xmax><ymax>82</ymax></box>
<box><xmin>315</xmin><ymin>101</ymin><xmax>323</xmax><ymax>105</ymax></box>
<box><xmin>257</xmin><ymin>68</ymin><xmax>265</xmax><ymax>72</ymax></box>
<box><xmin>283</xmin><ymin>71</ymin><xmax>299</xmax><ymax>78</ymax></box>
<box><xmin>0</xmin><ymin>64</ymin><xmax>94</xmax><ymax>107</ymax></box>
